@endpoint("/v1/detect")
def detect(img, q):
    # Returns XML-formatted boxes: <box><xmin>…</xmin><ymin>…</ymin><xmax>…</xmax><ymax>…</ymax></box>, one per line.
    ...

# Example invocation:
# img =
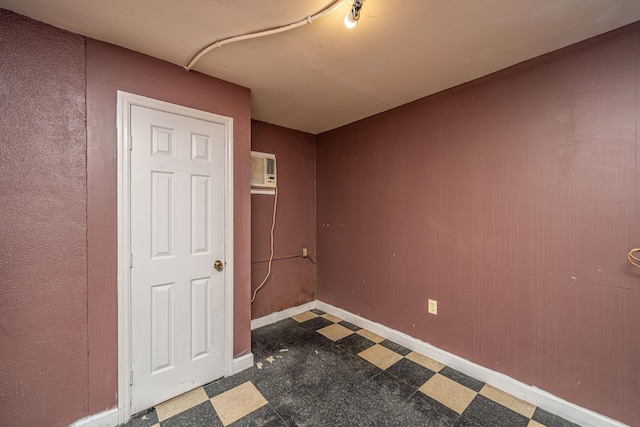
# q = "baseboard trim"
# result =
<box><xmin>71</xmin><ymin>355</ymin><xmax>254</xmax><ymax>427</ymax></box>
<box><xmin>232</xmin><ymin>352</ymin><xmax>254</xmax><ymax>375</ymax></box>
<box><xmin>315</xmin><ymin>300</ymin><xmax>627</xmax><ymax>427</ymax></box>
<box><xmin>251</xmin><ymin>301</ymin><xmax>316</xmax><ymax>330</ymax></box>
<box><xmin>69</xmin><ymin>408</ymin><xmax>119</xmax><ymax>427</ymax></box>
<box><xmin>72</xmin><ymin>300</ymin><xmax>626</xmax><ymax>427</ymax></box>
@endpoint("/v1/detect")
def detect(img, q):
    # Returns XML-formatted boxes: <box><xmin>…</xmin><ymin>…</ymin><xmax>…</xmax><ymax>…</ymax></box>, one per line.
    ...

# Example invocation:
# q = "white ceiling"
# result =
<box><xmin>2</xmin><ymin>0</ymin><xmax>640</xmax><ymax>134</ymax></box>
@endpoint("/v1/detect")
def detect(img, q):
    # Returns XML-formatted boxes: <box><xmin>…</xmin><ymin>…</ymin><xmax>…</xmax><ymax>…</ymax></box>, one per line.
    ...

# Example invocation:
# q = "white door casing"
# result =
<box><xmin>117</xmin><ymin>92</ymin><xmax>234</xmax><ymax>421</ymax></box>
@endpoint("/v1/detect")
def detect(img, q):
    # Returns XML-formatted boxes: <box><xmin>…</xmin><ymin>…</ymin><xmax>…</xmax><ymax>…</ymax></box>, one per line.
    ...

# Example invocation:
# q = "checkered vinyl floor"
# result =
<box><xmin>121</xmin><ymin>309</ymin><xmax>581</xmax><ymax>427</ymax></box>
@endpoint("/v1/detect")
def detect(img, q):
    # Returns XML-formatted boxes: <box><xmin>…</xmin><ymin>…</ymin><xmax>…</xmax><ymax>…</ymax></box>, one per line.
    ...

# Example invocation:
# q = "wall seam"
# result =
<box><xmin>313</xmin><ymin>133</ymin><xmax>318</xmax><ymax>301</ymax></box>
<box><xmin>83</xmin><ymin>34</ymin><xmax>91</xmax><ymax>416</ymax></box>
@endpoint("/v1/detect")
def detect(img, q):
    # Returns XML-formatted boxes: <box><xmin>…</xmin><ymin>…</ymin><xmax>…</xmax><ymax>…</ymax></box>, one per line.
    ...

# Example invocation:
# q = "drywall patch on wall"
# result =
<box><xmin>0</xmin><ymin>9</ymin><xmax>89</xmax><ymax>427</ymax></box>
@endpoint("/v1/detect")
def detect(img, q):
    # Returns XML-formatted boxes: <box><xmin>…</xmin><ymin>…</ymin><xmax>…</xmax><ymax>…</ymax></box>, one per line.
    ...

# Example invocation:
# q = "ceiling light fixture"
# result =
<box><xmin>185</xmin><ymin>0</ymin><xmax>351</xmax><ymax>71</ymax></box>
<box><xmin>344</xmin><ymin>0</ymin><xmax>364</xmax><ymax>29</ymax></box>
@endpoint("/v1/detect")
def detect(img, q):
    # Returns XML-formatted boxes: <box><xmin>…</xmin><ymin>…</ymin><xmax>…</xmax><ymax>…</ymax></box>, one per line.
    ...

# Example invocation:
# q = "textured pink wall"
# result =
<box><xmin>86</xmin><ymin>39</ymin><xmax>253</xmax><ymax>411</ymax></box>
<box><xmin>316</xmin><ymin>23</ymin><xmax>640</xmax><ymax>426</ymax></box>
<box><xmin>0</xmin><ymin>10</ymin><xmax>89</xmax><ymax>427</ymax></box>
<box><xmin>0</xmin><ymin>9</ymin><xmax>253</xmax><ymax>425</ymax></box>
<box><xmin>250</xmin><ymin>121</ymin><xmax>317</xmax><ymax>318</ymax></box>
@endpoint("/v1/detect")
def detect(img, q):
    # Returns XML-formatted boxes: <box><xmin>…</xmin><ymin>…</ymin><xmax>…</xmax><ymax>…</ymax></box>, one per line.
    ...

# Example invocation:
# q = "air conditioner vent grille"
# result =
<box><xmin>266</xmin><ymin>158</ymin><xmax>275</xmax><ymax>175</ymax></box>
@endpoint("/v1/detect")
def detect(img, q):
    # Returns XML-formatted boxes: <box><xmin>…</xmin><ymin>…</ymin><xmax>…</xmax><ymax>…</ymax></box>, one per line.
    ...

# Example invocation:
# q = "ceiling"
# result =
<box><xmin>2</xmin><ymin>0</ymin><xmax>640</xmax><ymax>134</ymax></box>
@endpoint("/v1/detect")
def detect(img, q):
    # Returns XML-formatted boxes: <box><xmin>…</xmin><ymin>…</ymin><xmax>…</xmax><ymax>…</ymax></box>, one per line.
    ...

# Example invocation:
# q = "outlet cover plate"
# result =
<box><xmin>428</xmin><ymin>299</ymin><xmax>438</xmax><ymax>315</ymax></box>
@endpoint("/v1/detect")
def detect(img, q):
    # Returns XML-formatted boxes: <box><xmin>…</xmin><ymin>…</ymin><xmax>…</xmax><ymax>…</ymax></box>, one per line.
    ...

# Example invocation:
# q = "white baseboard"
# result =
<box><xmin>72</xmin><ymin>300</ymin><xmax>627</xmax><ymax>427</ymax></box>
<box><xmin>71</xmin><ymin>355</ymin><xmax>254</xmax><ymax>427</ymax></box>
<box><xmin>315</xmin><ymin>300</ymin><xmax>627</xmax><ymax>427</ymax></box>
<box><xmin>232</xmin><ymin>352</ymin><xmax>254</xmax><ymax>374</ymax></box>
<box><xmin>251</xmin><ymin>301</ymin><xmax>316</xmax><ymax>330</ymax></box>
<box><xmin>69</xmin><ymin>408</ymin><xmax>119</xmax><ymax>427</ymax></box>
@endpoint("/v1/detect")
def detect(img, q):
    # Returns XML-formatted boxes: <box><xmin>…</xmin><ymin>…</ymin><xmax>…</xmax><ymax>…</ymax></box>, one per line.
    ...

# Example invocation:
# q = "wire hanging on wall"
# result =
<box><xmin>627</xmin><ymin>248</ymin><xmax>640</xmax><ymax>269</ymax></box>
<box><xmin>251</xmin><ymin>186</ymin><xmax>278</xmax><ymax>303</ymax></box>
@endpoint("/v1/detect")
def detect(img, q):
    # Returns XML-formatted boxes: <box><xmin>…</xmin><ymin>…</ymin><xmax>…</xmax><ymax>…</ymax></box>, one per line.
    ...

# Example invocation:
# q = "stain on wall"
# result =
<box><xmin>251</xmin><ymin>121</ymin><xmax>317</xmax><ymax>318</ymax></box>
<box><xmin>316</xmin><ymin>23</ymin><xmax>640</xmax><ymax>426</ymax></box>
<box><xmin>0</xmin><ymin>10</ymin><xmax>88</xmax><ymax>427</ymax></box>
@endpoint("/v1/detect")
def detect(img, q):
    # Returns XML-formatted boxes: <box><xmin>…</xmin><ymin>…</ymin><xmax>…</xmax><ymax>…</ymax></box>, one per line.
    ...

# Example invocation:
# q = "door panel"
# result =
<box><xmin>130</xmin><ymin>105</ymin><xmax>226</xmax><ymax>414</ymax></box>
<box><xmin>191</xmin><ymin>277</ymin><xmax>210</xmax><ymax>359</ymax></box>
<box><xmin>150</xmin><ymin>283</ymin><xmax>174</xmax><ymax>373</ymax></box>
<box><xmin>191</xmin><ymin>175</ymin><xmax>210</xmax><ymax>254</ymax></box>
<box><xmin>151</xmin><ymin>171</ymin><xmax>175</xmax><ymax>258</ymax></box>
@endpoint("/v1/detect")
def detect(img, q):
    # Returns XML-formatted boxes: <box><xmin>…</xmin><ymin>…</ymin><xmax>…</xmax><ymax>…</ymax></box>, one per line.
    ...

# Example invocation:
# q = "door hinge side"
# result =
<box><xmin>128</xmin><ymin>134</ymin><xmax>133</xmax><ymax>151</ymax></box>
<box><xmin>129</xmin><ymin>370</ymin><xmax>134</xmax><ymax>386</ymax></box>
<box><xmin>129</xmin><ymin>253</ymin><xmax>133</xmax><ymax>268</ymax></box>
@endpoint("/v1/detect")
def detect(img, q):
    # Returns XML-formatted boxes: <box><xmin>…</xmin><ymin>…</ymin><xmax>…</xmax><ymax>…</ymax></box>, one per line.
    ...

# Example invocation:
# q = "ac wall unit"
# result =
<box><xmin>251</xmin><ymin>151</ymin><xmax>277</xmax><ymax>193</ymax></box>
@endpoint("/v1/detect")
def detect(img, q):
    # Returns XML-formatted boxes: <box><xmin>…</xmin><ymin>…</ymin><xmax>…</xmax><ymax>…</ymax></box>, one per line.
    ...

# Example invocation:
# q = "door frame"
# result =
<box><xmin>116</xmin><ymin>91</ymin><xmax>234</xmax><ymax>423</ymax></box>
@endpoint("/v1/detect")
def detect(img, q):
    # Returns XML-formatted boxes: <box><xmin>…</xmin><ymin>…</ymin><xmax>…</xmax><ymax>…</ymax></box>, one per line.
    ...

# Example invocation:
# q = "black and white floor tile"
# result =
<box><xmin>121</xmin><ymin>310</ymin><xmax>581</xmax><ymax>427</ymax></box>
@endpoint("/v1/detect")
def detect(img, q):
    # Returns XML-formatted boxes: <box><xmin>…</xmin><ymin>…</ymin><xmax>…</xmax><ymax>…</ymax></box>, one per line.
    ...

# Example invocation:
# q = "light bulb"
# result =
<box><xmin>344</xmin><ymin>12</ymin><xmax>358</xmax><ymax>28</ymax></box>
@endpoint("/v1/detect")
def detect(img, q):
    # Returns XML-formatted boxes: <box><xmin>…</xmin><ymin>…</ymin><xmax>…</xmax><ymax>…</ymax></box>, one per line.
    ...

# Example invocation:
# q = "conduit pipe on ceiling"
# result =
<box><xmin>185</xmin><ymin>0</ymin><xmax>346</xmax><ymax>71</ymax></box>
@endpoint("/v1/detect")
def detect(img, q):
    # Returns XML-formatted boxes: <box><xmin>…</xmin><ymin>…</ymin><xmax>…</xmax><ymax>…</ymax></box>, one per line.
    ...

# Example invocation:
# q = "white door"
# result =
<box><xmin>129</xmin><ymin>104</ymin><xmax>227</xmax><ymax>414</ymax></box>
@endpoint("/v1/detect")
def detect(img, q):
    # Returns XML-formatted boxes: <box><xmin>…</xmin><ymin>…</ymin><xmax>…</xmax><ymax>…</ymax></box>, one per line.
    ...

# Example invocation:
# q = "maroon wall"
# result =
<box><xmin>0</xmin><ymin>9</ymin><xmax>253</xmax><ymax>426</ymax></box>
<box><xmin>317</xmin><ymin>23</ymin><xmax>640</xmax><ymax>425</ymax></box>
<box><xmin>251</xmin><ymin>121</ymin><xmax>316</xmax><ymax>318</ymax></box>
<box><xmin>86</xmin><ymin>40</ymin><xmax>253</xmax><ymax>410</ymax></box>
<box><xmin>0</xmin><ymin>10</ymin><xmax>89</xmax><ymax>427</ymax></box>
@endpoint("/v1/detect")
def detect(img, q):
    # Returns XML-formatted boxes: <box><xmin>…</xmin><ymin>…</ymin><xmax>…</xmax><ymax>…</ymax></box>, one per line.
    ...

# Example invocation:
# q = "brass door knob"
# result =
<box><xmin>214</xmin><ymin>260</ymin><xmax>223</xmax><ymax>271</ymax></box>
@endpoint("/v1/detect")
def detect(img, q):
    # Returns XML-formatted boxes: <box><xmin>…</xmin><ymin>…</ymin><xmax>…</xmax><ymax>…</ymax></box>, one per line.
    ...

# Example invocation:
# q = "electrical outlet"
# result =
<box><xmin>302</xmin><ymin>248</ymin><xmax>308</xmax><ymax>257</ymax></box>
<box><xmin>428</xmin><ymin>299</ymin><xmax>438</xmax><ymax>315</ymax></box>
